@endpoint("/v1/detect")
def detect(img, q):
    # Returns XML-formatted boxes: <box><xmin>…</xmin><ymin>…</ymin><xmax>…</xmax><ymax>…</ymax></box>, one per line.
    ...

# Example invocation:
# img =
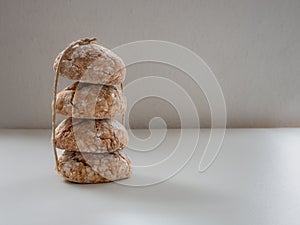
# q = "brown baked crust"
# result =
<box><xmin>53</xmin><ymin>40</ymin><xmax>125</xmax><ymax>85</ymax></box>
<box><xmin>55</xmin><ymin>82</ymin><xmax>126</xmax><ymax>119</ymax></box>
<box><xmin>55</xmin><ymin>117</ymin><xmax>128</xmax><ymax>153</ymax></box>
<box><xmin>56</xmin><ymin>150</ymin><xmax>131</xmax><ymax>183</ymax></box>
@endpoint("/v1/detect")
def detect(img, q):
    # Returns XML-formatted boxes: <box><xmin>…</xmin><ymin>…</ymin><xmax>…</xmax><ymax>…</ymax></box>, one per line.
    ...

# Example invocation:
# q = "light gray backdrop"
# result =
<box><xmin>0</xmin><ymin>0</ymin><xmax>299</xmax><ymax>128</ymax></box>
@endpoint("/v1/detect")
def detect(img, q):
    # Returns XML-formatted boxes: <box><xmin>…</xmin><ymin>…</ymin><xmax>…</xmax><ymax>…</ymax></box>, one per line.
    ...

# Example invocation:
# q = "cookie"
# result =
<box><xmin>56</xmin><ymin>150</ymin><xmax>131</xmax><ymax>183</ymax></box>
<box><xmin>55</xmin><ymin>82</ymin><xmax>126</xmax><ymax>119</ymax></box>
<box><xmin>53</xmin><ymin>38</ymin><xmax>125</xmax><ymax>85</ymax></box>
<box><xmin>55</xmin><ymin>117</ymin><xmax>128</xmax><ymax>153</ymax></box>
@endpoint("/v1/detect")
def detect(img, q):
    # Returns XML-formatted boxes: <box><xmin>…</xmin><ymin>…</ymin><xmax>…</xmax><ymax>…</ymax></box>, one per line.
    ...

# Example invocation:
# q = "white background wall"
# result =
<box><xmin>0</xmin><ymin>0</ymin><xmax>299</xmax><ymax>128</ymax></box>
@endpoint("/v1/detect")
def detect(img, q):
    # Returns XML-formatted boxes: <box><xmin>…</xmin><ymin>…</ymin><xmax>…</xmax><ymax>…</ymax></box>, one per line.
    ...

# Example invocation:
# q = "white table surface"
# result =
<box><xmin>0</xmin><ymin>128</ymin><xmax>300</xmax><ymax>225</ymax></box>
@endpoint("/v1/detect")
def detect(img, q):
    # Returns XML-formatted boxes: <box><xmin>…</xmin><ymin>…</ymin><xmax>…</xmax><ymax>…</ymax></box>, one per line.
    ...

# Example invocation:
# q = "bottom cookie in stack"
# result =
<box><xmin>56</xmin><ymin>150</ymin><xmax>131</xmax><ymax>183</ymax></box>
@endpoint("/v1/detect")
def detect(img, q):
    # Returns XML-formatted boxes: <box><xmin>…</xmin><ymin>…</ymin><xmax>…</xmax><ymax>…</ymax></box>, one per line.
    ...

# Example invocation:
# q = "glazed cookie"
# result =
<box><xmin>53</xmin><ymin>38</ymin><xmax>125</xmax><ymax>85</ymax></box>
<box><xmin>56</xmin><ymin>150</ymin><xmax>131</xmax><ymax>183</ymax></box>
<box><xmin>55</xmin><ymin>82</ymin><xmax>126</xmax><ymax>119</ymax></box>
<box><xmin>55</xmin><ymin>117</ymin><xmax>128</xmax><ymax>153</ymax></box>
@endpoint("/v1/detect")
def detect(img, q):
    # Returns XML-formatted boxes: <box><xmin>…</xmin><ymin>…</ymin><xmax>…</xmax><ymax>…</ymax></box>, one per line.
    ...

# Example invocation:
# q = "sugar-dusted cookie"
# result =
<box><xmin>55</xmin><ymin>117</ymin><xmax>128</xmax><ymax>153</ymax></box>
<box><xmin>55</xmin><ymin>82</ymin><xmax>126</xmax><ymax>119</ymax></box>
<box><xmin>56</xmin><ymin>150</ymin><xmax>131</xmax><ymax>183</ymax></box>
<box><xmin>53</xmin><ymin>38</ymin><xmax>125</xmax><ymax>85</ymax></box>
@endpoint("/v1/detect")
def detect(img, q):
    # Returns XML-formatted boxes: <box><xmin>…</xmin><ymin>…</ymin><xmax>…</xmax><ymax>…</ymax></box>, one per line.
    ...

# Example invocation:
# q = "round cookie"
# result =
<box><xmin>53</xmin><ymin>38</ymin><xmax>125</xmax><ymax>85</ymax></box>
<box><xmin>55</xmin><ymin>82</ymin><xmax>126</xmax><ymax>119</ymax></box>
<box><xmin>56</xmin><ymin>150</ymin><xmax>131</xmax><ymax>183</ymax></box>
<box><xmin>55</xmin><ymin>117</ymin><xmax>128</xmax><ymax>153</ymax></box>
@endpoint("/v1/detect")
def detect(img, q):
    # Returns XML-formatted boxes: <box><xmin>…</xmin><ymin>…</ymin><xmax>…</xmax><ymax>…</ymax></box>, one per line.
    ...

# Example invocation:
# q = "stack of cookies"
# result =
<box><xmin>52</xmin><ymin>38</ymin><xmax>131</xmax><ymax>183</ymax></box>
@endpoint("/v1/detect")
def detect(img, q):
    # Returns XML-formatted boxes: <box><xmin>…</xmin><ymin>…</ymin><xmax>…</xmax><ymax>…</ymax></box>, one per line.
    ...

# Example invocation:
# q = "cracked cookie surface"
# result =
<box><xmin>55</xmin><ymin>117</ymin><xmax>128</xmax><ymax>153</ymax></box>
<box><xmin>55</xmin><ymin>82</ymin><xmax>126</xmax><ymax>119</ymax></box>
<box><xmin>53</xmin><ymin>40</ymin><xmax>125</xmax><ymax>85</ymax></box>
<box><xmin>56</xmin><ymin>150</ymin><xmax>131</xmax><ymax>183</ymax></box>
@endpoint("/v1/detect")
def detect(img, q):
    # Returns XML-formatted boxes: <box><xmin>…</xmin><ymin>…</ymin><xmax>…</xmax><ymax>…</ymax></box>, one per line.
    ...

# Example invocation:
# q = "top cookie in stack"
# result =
<box><xmin>52</xmin><ymin>38</ymin><xmax>131</xmax><ymax>184</ymax></box>
<box><xmin>53</xmin><ymin>38</ymin><xmax>125</xmax><ymax>85</ymax></box>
